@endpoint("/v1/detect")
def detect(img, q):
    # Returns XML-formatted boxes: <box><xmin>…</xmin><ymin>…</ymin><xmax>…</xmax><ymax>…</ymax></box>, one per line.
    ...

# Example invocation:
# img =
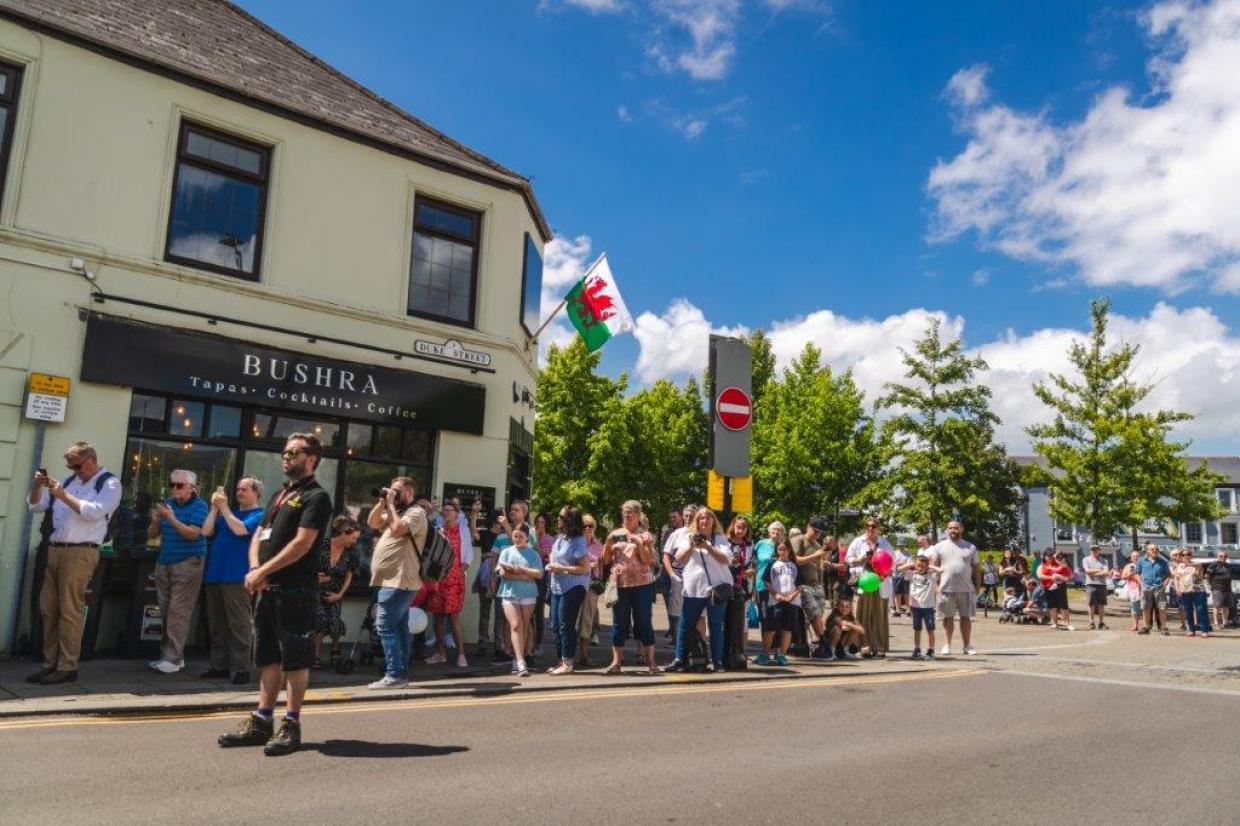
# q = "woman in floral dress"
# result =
<box><xmin>313</xmin><ymin>516</ymin><xmax>360</xmax><ymax>668</ymax></box>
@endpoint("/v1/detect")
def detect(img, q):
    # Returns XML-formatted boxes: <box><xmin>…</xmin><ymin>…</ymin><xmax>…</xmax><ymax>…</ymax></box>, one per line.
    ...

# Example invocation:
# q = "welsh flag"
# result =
<box><xmin>565</xmin><ymin>255</ymin><xmax>633</xmax><ymax>352</ymax></box>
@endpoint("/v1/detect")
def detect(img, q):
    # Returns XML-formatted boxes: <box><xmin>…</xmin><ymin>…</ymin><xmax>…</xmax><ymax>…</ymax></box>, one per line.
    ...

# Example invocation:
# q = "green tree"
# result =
<box><xmin>751</xmin><ymin>343</ymin><xmax>880</xmax><ymax>530</ymax></box>
<box><xmin>1027</xmin><ymin>298</ymin><xmax>1222</xmax><ymax>545</ymax></box>
<box><xmin>531</xmin><ymin>339</ymin><xmax>623</xmax><ymax>514</ymax></box>
<box><xmin>876</xmin><ymin>317</ymin><xmax>1009</xmax><ymax>541</ymax></box>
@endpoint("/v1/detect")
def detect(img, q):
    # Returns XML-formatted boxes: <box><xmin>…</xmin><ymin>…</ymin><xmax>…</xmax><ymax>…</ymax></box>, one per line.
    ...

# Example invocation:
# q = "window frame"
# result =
<box><xmin>407</xmin><ymin>195</ymin><xmax>482</xmax><ymax>329</ymax></box>
<box><xmin>164</xmin><ymin>120</ymin><xmax>272</xmax><ymax>281</ymax></box>
<box><xmin>0</xmin><ymin>60</ymin><xmax>24</xmax><ymax>206</ymax></box>
<box><xmin>519</xmin><ymin>232</ymin><xmax>543</xmax><ymax>337</ymax></box>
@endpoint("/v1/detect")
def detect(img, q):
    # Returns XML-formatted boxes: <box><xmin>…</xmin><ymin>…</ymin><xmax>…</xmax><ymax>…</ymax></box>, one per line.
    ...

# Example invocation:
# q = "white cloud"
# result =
<box><xmin>944</xmin><ymin>64</ymin><xmax>990</xmax><ymax>107</ymax></box>
<box><xmin>646</xmin><ymin>95</ymin><xmax>746</xmax><ymax>139</ymax></box>
<box><xmin>538</xmin><ymin>235</ymin><xmax>598</xmax><ymax>359</ymax></box>
<box><xmin>929</xmin><ymin>0</ymin><xmax>1240</xmax><ymax>294</ymax></box>
<box><xmin>630</xmin><ymin>299</ymin><xmax>1240</xmax><ymax>452</ymax></box>
<box><xmin>632</xmin><ymin>298</ymin><xmax>748</xmax><ymax>383</ymax></box>
<box><xmin>649</xmin><ymin>0</ymin><xmax>741</xmax><ymax>80</ymax></box>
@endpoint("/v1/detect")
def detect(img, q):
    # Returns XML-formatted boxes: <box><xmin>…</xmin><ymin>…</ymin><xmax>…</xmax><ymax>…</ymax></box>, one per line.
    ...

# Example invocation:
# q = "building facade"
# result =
<box><xmin>0</xmin><ymin>1</ymin><xmax>548</xmax><ymax>653</ymax></box>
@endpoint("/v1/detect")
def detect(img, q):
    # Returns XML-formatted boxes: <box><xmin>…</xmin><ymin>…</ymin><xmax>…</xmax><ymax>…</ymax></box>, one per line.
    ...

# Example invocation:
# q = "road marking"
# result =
<box><xmin>0</xmin><ymin>669</ymin><xmax>982</xmax><ymax>732</ymax></box>
<box><xmin>994</xmin><ymin>668</ymin><xmax>1240</xmax><ymax>698</ymax></box>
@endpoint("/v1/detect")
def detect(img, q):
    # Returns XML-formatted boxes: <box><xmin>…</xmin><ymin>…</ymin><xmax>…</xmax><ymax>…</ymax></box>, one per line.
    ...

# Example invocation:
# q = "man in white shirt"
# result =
<box><xmin>26</xmin><ymin>441</ymin><xmax>122</xmax><ymax>684</ymax></box>
<box><xmin>930</xmin><ymin>520</ymin><xmax>981</xmax><ymax>656</ymax></box>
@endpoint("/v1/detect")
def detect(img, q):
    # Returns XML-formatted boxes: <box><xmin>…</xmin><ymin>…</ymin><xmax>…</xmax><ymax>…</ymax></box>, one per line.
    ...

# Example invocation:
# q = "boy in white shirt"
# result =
<box><xmin>901</xmin><ymin>554</ymin><xmax>941</xmax><ymax>660</ymax></box>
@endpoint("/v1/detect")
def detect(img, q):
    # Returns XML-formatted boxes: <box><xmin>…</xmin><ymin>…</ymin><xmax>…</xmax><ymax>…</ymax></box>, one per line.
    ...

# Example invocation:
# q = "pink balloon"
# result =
<box><xmin>872</xmin><ymin>549</ymin><xmax>893</xmax><ymax>578</ymax></box>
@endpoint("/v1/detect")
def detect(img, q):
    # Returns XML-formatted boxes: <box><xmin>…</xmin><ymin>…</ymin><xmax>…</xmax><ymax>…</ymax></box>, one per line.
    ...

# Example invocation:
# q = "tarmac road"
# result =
<box><xmin>2</xmin><ymin>664</ymin><xmax>1237</xmax><ymax>825</ymax></box>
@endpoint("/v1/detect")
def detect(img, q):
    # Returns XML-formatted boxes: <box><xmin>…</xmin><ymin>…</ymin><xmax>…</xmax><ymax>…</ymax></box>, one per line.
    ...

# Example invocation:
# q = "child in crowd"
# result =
<box><xmin>496</xmin><ymin>523</ymin><xmax>542</xmax><ymax>678</ymax></box>
<box><xmin>900</xmin><ymin>554</ymin><xmax>940</xmax><ymax>659</ymax></box>
<box><xmin>824</xmin><ymin>598</ymin><xmax>864</xmax><ymax>660</ymax></box>
<box><xmin>757</xmin><ymin>539</ymin><xmax>803</xmax><ymax>666</ymax></box>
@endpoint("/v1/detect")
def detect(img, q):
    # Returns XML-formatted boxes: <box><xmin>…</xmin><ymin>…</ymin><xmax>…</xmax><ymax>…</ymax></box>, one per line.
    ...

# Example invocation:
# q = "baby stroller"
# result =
<box><xmin>999</xmin><ymin>595</ymin><xmax>1026</xmax><ymax>624</ymax></box>
<box><xmin>335</xmin><ymin>598</ymin><xmax>382</xmax><ymax>675</ymax></box>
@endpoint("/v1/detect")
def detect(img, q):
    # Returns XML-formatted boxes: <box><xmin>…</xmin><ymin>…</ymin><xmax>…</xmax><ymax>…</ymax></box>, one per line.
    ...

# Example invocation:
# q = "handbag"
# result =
<box><xmin>700</xmin><ymin>549</ymin><xmax>734</xmax><ymax>605</ymax></box>
<box><xmin>602</xmin><ymin>576</ymin><xmax>619</xmax><ymax>608</ymax></box>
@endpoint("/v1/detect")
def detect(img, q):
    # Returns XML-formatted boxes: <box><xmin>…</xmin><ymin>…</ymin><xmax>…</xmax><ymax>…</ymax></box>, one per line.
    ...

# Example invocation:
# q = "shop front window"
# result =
<box><xmin>118</xmin><ymin>438</ymin><xmax>238</xmax><ymax>553</ymax></box>
<box><xmin>243</xmin><ymin>450</ymin><xmax>339</xmax><ymax>510</ymax></box>
<box><xmin>341</xmin><ymin>460</ymin><xmax>432</xmax><ymax>585</ymax></box>
<box><xmin>251</xmin><ymin>413</ymin><xmax>341</xmax><ymax>447</ymax></box>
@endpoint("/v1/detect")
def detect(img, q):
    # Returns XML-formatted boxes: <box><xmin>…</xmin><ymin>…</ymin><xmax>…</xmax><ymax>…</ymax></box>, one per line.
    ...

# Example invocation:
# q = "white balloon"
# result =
<box><xmin>407</xmin><ymin>606</ymin><xmax>429</xmax><ymax>635</ymax></box>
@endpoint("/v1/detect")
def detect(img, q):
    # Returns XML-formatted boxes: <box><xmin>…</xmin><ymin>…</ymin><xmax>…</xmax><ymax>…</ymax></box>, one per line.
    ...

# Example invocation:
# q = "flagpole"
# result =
<box><xmin>530</xmin><ymin>253</ymin><xmax>607</xmax><ymax>340</ymax></box>
<box><xmin>530</xmin><ymin>295</ymin><xmax>569</xmax><ymax>340</ymax></box>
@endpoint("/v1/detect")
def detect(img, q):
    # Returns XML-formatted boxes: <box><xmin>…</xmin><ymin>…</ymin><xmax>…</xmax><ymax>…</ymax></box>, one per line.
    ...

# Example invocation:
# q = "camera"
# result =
<box><xmin>371</xmin><ymin>487</ymin><xmax>390</xmax><ymax>498</ymax></box>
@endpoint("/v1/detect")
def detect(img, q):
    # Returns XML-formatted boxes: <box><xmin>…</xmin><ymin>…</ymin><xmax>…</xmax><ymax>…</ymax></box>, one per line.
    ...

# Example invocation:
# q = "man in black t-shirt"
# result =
<box><xmin>218</xmin><ymin>432</ymin><xmax>332</xmax><ymax>756</ymax></box>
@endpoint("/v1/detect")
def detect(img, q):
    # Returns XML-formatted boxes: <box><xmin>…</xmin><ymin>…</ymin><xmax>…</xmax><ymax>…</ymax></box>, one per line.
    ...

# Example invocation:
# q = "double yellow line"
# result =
<box><xmin>0</xmin><ymin>668</ymin><xmax>982</xmax><ymax>732</ymax></box>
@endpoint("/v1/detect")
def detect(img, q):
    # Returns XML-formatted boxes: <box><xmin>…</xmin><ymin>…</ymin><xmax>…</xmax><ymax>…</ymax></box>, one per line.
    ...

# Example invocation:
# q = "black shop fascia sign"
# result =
<box><xmin>81</xmin><ymin>314</ymin><xmax>486</xmax><ymax>434</ymax></box>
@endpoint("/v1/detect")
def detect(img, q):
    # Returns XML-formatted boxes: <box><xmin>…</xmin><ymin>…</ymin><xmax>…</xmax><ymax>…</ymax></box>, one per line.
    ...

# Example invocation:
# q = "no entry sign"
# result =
<box><xmin>709</xmin><ymin>335</ymin><xmax>751</xmax><ymax>477</ymax></box>
<box><xmin>716</xmin><ymin>386</ymin><xmax>752</xmax><ymax>431</ymax></box>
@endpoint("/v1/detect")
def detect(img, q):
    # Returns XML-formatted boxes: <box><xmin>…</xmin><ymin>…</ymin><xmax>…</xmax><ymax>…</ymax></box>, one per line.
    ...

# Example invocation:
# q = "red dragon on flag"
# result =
<box><xmin>571</xmin><ymin>274</ymin><xmax>617</xmax><ymax>329</ymax></box>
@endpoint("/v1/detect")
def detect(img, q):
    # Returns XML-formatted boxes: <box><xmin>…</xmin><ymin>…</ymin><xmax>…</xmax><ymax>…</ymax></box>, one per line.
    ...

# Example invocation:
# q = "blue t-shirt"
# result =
<box><xmin>158</xmin><ymin>496</ymin><xmax>209</xmax><ymax>564</ymax></box>
<box><xmin>204</xmin><ymin>507</ymin><xmax>264</xmax><ymax>584</ymax></box>
<box><xmin>1137</xmin><ymin>556</ymin><xmax>1171</xmax><ymax>589</ymax></box>
<box><xmin>497</xmin><ymin>546</ymin><xmax>543</xmax><ymax>601</ymax></box>
<box><xmin>753</xmin><ymin>538</ymin><xmax>777</xmax><ymax>593</ymax></box>
<box><xmin>549</xmin><ymin>534</ymin><xmax>590</xmax><ymax>594</ymax></box>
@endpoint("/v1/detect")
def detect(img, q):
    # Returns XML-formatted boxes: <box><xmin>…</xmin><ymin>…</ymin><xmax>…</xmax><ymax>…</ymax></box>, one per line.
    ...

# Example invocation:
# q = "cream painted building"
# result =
<box><xmin>0</xmin><ymin>0</ymin><xmax>547</xmax><ymax>655</ymax></box>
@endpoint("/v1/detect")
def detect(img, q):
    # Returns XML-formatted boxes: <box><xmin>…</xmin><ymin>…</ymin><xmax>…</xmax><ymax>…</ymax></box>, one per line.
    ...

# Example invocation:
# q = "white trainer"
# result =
<box><xmin>367</xmin><ymin>675</ymin><xmax>408</xmax><ymax>690</ymax></box>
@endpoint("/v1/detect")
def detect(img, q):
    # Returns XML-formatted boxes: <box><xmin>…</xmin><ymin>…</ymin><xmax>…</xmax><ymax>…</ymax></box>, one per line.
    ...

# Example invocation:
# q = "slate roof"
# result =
<box><xmin>0</xmin><ymin>0</ymin><xmax>551</xmax><ymax>239</ymax></box>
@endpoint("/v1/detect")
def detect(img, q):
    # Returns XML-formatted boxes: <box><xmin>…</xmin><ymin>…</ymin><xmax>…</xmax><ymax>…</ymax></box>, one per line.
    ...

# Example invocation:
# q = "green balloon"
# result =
<box><xmin>858</xmin><ymin>571</ymin><xmax>880</xmax><ymax>593</ymax></box>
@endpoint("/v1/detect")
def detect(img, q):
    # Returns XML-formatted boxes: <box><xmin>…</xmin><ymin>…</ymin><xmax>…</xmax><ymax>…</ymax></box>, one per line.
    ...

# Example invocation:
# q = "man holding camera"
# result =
<box><xmin>26</xmin><ymin>441</ymin><xmax>122</xmax><ymax>685</ymax></box>
<box><xmin>365</xmin><ymin>476</ymin><xmax>428</xmax><ymax>689</ymax></box>
<box><xmin>218</xmin><ymin>433</ymin><xmax>331</xmax><ymax>756</ymax></box>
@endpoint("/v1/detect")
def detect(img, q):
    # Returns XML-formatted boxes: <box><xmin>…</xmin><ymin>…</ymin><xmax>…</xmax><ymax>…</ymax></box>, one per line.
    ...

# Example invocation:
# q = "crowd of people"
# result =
<box><xmin>23</xmin><ymin>436</ymin><xmax>1236</xmax><ymax>756</ymax></box>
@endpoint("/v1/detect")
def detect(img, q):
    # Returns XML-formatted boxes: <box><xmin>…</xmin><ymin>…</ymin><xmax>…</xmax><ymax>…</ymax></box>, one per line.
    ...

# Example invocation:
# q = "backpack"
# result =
<box><xmin>42</xmin><ymin>470</ymin><xmax>122</xmax><ymax>544</ymax></box>
<box><xmin>417</xmin><ymin>527</ymin><xmax>456</xmax><ymax>583</ymax></box>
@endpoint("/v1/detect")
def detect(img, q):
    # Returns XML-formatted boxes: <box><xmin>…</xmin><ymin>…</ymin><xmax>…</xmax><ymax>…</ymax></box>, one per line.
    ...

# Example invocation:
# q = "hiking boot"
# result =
<box><xmin>264</xmin><ymin>718</ymin><xmax>301</xmax><ymax>756</ymax></box>
<box><xmin>218</xmin><ymin>713</ymin><xmax>273</xmax><ymax>748</ymax></box>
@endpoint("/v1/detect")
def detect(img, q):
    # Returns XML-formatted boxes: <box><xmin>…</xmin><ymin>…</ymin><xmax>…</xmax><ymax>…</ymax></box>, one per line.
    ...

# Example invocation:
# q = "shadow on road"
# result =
<box><xmin>307</xmin><ymin>740</ymin><xmax>470</xmax><ymax>759</ymax></box>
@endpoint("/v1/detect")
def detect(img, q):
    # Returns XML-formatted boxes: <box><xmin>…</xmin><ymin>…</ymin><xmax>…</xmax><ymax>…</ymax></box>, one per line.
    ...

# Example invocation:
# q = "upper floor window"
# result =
<box><xmin>0</xmin><ymin>61</ymin><xmax>24</xmax><ymax>204</ymax></box>
<box><xmin>166</xmin><ymin>122</ymin><xmax>270</xmax><ymax>280</ymax></box>
<box><xmin>520</xmin><ymin>233</ymin><xmax>543</xmax><ymax>336</ymax></box>
<box><xmin>408</xmin><ymin>197</ymin><xmax>480</xmax><ymax>328</ymax></box>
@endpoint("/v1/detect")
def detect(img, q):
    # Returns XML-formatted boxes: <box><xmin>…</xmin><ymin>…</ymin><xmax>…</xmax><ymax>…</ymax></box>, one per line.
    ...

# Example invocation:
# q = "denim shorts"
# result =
<box><xmin>911</xmin><ymin>606</ymin><xmax>936</xmax><ymax>632</ymax></box>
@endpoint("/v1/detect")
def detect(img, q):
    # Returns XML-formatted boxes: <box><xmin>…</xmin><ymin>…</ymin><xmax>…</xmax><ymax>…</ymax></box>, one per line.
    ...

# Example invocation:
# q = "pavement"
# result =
<box><xmin>4</xmin><ymin>596</ymin><xmax>1240</xmax><ymax>718</ymax></box>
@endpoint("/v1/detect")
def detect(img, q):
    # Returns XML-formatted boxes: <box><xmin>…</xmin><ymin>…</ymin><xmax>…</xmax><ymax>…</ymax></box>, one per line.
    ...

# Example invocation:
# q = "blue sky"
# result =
<box><xmin>237</xmin><ymin>0</ymin><xmax>1240</xmax><ymax>453</ymax></box>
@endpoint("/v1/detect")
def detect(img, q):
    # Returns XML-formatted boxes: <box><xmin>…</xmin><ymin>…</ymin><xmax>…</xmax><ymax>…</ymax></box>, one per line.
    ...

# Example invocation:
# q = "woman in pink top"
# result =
<box><xmin>601</xmin><ymin>500</ymin><xmax>658</xmax><ymax>675</ymax></box>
